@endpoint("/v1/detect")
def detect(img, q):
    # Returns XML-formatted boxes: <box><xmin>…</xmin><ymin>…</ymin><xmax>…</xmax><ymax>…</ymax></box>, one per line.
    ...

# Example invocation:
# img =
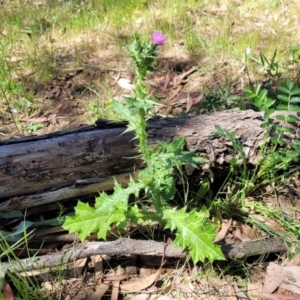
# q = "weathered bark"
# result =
<box><xmin>0</xmin><ymin>109</ymin><xmax>265</xmax><ymax>209</ymax></box>
<box><xmin>2</xmin><ymin>238</ymin><xmax>287</xmax><ymax>272</ymax></box>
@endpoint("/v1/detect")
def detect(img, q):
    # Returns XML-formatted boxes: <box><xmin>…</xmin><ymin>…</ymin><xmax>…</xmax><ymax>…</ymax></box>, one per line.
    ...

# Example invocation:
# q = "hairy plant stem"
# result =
<box><xmin>137</xmin><ymin>108</ymin><xmax>149</xmax><ymax>160</ymax></box>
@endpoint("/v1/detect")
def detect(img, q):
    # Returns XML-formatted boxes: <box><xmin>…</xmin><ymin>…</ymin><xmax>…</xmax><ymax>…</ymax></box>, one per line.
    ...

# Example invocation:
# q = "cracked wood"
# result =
<box><xmin>0</xmin><ymin>108</ymin><xmax>265</xmax><ymax>202</ymax></box>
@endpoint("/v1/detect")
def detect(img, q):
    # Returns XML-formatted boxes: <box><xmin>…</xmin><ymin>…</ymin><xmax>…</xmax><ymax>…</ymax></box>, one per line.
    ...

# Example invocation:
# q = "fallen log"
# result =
<box><xmin>0</xmin><ymin>108</ymin><xmax>266</xmax><ymax>210</ymax></box>
<box><xmin>2</xmin><ymin>238</ymin><xmax>287</xmax><ymax>272</ymax></box>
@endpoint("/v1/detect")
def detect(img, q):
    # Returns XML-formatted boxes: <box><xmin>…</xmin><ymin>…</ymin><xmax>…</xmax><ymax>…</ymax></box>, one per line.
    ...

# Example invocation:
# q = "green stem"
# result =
<box><xmin>137</xmin><ymin>108</ymin><xmax>149</xmax><ymax>160</ymax></box>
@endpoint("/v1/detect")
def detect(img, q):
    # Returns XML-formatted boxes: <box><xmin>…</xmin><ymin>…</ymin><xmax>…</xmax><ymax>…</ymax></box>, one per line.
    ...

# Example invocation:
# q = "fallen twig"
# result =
<box><xmin>2</xmin><ymin>238</ymin><xmax>287</xmax><ymax>273</ymax></box>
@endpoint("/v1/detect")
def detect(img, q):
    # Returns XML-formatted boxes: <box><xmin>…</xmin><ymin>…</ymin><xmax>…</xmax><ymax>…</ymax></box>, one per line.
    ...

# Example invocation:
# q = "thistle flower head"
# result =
<box><xmin>151</xmin><ymin>31</ymin><xmax>165</xmax><ymax>45</ymax></box>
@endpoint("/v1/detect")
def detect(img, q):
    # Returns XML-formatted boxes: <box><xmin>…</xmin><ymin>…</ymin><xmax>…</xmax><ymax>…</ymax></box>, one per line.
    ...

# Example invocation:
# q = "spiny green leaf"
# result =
<box><xmin>163</xmin><ymin>207</ymin><xmax>225</xmax><ymax>263</ymax></box>
<box><xmin>160</xmin><ymin>137</ymin><xmax>185</xmax><ymax>155</ymax></box>
<box><xmin>128</xmin><ymin>205</ymin><xmax>162</xmax><ymax>225</ymax></box>
<box><xmin>178</xmin><ymin>152</ymin><xmax>206</xmax><ymax>166</ymax></box>
<box><xmin>161</xmin><ymin>176</ymin><xmax>176</xmax><ymax>201</ymax></box>
<box><xmin>113</xmin><ymin>99</ymin><xmax>132</xmax><ymax>120</ymax></box>
<box><xmin>63</xmin><ymin>201</ymin><xmax>127</xmax><ymax>240</ymax></box>
<box><xmin>94</xmin><ymin>178</ymin><xmax>145</xmax><ymax>214</ymax></box>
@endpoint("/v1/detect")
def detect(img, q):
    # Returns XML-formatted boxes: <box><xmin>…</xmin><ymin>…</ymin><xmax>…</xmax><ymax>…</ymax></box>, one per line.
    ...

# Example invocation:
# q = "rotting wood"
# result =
<box><xmin>2</xmin><ymin>238</ymin><xmax>287</xmax><ymax>272</ymax></box>
<box><xmin>0</xmin><ymin>108</ymin><xmax>266</xmax><ymax>208</ymax></box>
<box><xmin>0</xmin><ymin>173</ymin><xmax>131</xmax><ymax>212</ymax></box>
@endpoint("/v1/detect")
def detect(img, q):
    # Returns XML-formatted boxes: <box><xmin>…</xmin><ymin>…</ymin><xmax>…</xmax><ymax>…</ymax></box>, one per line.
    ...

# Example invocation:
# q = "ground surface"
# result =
<box><xmin>1</xmin><ymin>1</ymin><xmax>300</xmax><ymax>300</ymax></box>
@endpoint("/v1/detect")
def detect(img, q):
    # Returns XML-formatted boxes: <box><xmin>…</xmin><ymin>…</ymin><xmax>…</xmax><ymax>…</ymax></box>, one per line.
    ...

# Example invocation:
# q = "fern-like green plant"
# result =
<box><xmin>214</xmin><ymin>81</ymin><xmax>300</xmax><ymax>201</ymax></box>
<box><xmin>244</xmin><ymin>80</ymin><xmax>300</xmax><ymax>186</ymax></box>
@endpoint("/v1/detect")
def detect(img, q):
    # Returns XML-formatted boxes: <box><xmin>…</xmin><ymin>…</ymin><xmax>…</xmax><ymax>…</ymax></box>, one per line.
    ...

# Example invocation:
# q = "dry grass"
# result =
<box><xmin>1</xmin><ymin>0</ymin><xmax>300</xmax><ymax>86</ymax></box>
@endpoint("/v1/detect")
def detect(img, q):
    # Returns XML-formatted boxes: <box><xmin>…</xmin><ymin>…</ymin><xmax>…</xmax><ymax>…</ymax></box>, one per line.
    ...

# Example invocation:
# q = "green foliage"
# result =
<box><xmin>276</xmin><ymin>80</ymin><xmax>300</xmax><ymax>115</ymax></box>
<box><xmin>215</xmin><ymin>80</ymin><xmax>300</xmax><ymax>205</ymax></box>
<box><xmin>214</xmin><ymin>125</ymin><xmax>247</xmax><ymax>169</ymax></box>
<box><xmin>126</xmin><ymin>34</ymin><xmax>159</xmax><ymax>81</ymax></box>
<box><xmin>64</xmin><ymin>178</ymin><xmax>146</xmax><ymax>240</ymax></box>
<box><xmin>195</xmin><ymin>177</ymin><xmax>210</xmax><ymax>202</ymax></box>
<box><xmin>249</xmin><ymin>49</ymin><xmax>282</xmax><ymax>81</ymax></box>
<box><xmin>241</xmin><ymin>80</ymin><xmax>300</xmax><ymax>191</ymax></box>
<box><xmin>64</xmin><ymin>33</ymin><xmax>223</xmax><ymax>263</ymax></box>
<box><xmin>25</xmin><ymin>122</ymin><xmax>44</xmax><ymax>133</ymax></box>
<box><xmin>163</xmin><ymin>207</ymin><xmax>224</xmax><ymax>263</ymax></box>
<box><xmin>255</xmin><ymin>143</ymin><xmax>300</xmax><ymax>182</ymax></box>
<box><xmin>244</xmin><ymin>84</ymin><xmax>275</xmax><ymax>118</ymax></box>
<box><xmin>0</xmin><ymin>218</ymin><xmax>42</xmax><ymax>300</ymax></box>
<box><xmin>201</xmin><ymin>81</ymin><xmax>242</xmax><ymax>113</ymax></box>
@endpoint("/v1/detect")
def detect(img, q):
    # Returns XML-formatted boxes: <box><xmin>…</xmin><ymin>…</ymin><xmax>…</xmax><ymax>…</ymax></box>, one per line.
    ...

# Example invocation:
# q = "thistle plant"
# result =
<box><xmin>63</xmin><ymin>32</ymin><xmax>224</xmax><ymax>263</ymax></box>
<box><xmin>115</xmin><ymin>32</ymin><xmax>165</xmax><ymax>161</ymax></box>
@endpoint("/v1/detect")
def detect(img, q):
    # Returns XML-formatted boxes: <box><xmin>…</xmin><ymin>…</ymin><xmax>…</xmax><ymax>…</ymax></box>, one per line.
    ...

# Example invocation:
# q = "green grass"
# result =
<box><xmin>1</xmin><ymin>0</ymin><xmax>300</xmax><ymax>90</ymax></box>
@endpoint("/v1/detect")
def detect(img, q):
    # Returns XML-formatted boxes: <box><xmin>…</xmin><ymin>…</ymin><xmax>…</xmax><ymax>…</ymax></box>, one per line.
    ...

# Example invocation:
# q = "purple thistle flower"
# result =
<box><xmin>151</xmin><ymin>31</ymin><xmax>165</xmax><ymax>45</ymax></box>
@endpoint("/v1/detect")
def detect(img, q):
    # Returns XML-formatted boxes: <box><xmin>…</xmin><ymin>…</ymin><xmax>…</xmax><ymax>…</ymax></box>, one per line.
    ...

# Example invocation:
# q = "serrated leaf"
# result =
<box><xmin>179</xmin><ymin>151</ymin><xmax>206</xmax><ymax>166</ymax></box>
<box><xmin>264</xmin><ymin>108</ymin><xmax>275</xmax><ymax>118</ymax></box>
<box><xmin>286</xmin><ymin>80</ymin><xmax>294</xmax><ymax>91</ymax></box>
<box><xmin>128</xmin><ymin>205</ymin><xmax>162</xmax><ymax>225</ymax></box>
<box><xmin>287</xmin><ymin>115</ymin><xmax>298</xmax><ymax>123</ymax></box>
<box><xmin>113</xmin><ymin>99</ymin><xmax>132</xmax><ymax>119</ymax></box>
<box><xmin>281</xmin><ymin>127</ymin><xmax>293</xmax><ymax>133</ymax></box>
<box><xmin>276</xmin><ymin>104</ymin><xmax>288</xmax><ymax>111</ymax></box>
<box><xmin>275</xmin><ymin>126</ymin><xmax>292</xmax><ymax>133</ymax></box>
<box><xmin>290</xmin><ymin>96</ymin><xmax>300</xmax><ymax>103</ymax></box>
<box><xmin>160</xmin><ymin>137</ymin><xmax>185</xmax><ymax>155</ymax></box>
<box><xmin>271</xmin><ymin>136</ymin><xmax>286</xmax><ymax>145</ymax></box>
<box><xmin>63</xmin><ymin>178</ymin><xmax>146</xmax><ymax>240</ymax></box>
<box><xmin>291</xmin><ymin>88</ymin><xmax>300</xmax><ymax>95</ymax></box>
<box><xmin>278</xmin><ymin>86</ymin><xmax>290</xmax><ymax>95</ymax></box>
<box><xmin>94</xmin><ymin>178</ymin><xmax>145</xmax><ymax>214</ymax></box>
<box><xmin>160</xmin><ymin>175</ymin><xmax>176</xmax><ymax>201</ymax></box>
<box><xmin>289</xmin><ymin>105</ymin><xmax>300</xmax><ymax>111</ymax></box>
<box><xmin>163</xmin><ymin>208</ymin><xmax>225</xmax><ymax>263</ymax></box>
<box><xmin>277</xmin><ymin>94</ymin><xmax>289</xmax><ymax>103</ymax></box>
<box><xmin>276</xmin><ymin>115</ymin><xmax>285</xmax><ymax>121</ymax></box>
<box><xmin>63</xmin><ymin>201</ymin><xmax>127</xmax><ymax>240</ymax></box>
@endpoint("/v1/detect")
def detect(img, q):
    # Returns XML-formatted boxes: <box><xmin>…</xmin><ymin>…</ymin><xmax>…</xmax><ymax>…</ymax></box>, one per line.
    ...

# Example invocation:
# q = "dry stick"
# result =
<box><xmin>3</xmin><ymin>238</ymin><xmax>287</xmax><ymax>273</ymax></box>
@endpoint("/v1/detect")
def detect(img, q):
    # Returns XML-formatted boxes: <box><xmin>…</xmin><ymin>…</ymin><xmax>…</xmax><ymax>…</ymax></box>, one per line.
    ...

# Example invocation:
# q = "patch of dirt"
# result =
<box><xmin>0</xmin><ymin>46</ymin><xmax>250</xmax><ymax>139</ymax></box>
